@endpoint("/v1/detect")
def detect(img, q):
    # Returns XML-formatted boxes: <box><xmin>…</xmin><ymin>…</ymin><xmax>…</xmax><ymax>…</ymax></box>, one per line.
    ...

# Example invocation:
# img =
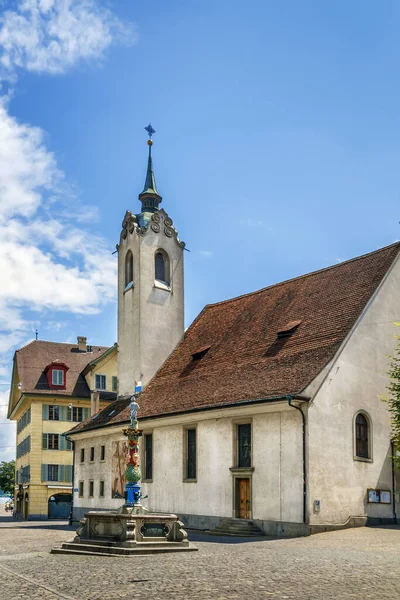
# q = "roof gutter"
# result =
<box><xmin>66</xmin><ymin>393</ymin><xmax>310</xmax><ymax>436</ymax></box>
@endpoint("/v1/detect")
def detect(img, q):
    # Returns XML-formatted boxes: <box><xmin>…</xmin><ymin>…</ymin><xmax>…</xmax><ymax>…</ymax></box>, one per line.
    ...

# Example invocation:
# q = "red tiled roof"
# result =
<box><xmin>72</xmin><ymin>243</ymin><xmax>400</xmax><ymax>433</ymax></box>
<box><xmin>12</xmin><ymin>340</ymin><xmax>110</xmax><ymax>401</ymax></box>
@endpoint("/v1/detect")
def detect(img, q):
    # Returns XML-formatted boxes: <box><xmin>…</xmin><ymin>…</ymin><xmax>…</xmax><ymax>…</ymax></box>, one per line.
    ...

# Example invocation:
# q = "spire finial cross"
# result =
<box><xmin>145</xmin><ymin>123</ymin><xmax>156</xmax><ymax>139</ymax></box>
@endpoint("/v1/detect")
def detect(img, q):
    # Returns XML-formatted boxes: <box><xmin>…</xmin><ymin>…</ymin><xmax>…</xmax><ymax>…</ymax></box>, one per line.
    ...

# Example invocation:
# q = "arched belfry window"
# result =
<box><xmin>125</xmin><ymin>251</ymin><xmax>134</xmax><ymax>288</ymax></box>
<box><xmin>155</xmin><ymin>250</ymin><xmax>169</xmax><ymax>284</ymax></box>
<box><xmin>355</xmin><ymin>412</ymin><xmax>371</xmax><ymax>460</ymax></box>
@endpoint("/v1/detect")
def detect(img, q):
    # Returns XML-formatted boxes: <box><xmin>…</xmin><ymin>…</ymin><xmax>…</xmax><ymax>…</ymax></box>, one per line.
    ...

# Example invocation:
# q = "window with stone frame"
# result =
<box><xmin>99</xmin><ymin>481</ymin><xmax>105</xmax><ymax>497</ymax></box>
<box><xmin>237</xmin><ymin>423</ymin><xmax>252</xmax><ymax>468</ymax></box>
<box><xmin>80</xmin><ymin>448</ymin><xmax>85</xmax><ymax>463</ymax></box>
<box><xmin>355</xmin><ymin>412</ymin><xmax>371</xmax><ymax>459</ymax></box>
<box><xmin>78</xmin><ymin>481</ymin><xmax>84</xmax><ymax>497</ymax></box>
<box><xmin>184</xmin><ymin>428</ymin><xmax>197</xmax><ymax>480</ymax></box>
<box><xmin>155</xmin><ymin>250</ymin><xmax>170</xmax><ymax>284</ymax></box>
<box><xmin>144</xmin><ymin>433</ymin><xmax>153</xmax><ymax>480</ymax></box>
<box><xmin>89</xmin><ymin>480</ymin><xmax>94</xmax><ymax>497</ymax></box>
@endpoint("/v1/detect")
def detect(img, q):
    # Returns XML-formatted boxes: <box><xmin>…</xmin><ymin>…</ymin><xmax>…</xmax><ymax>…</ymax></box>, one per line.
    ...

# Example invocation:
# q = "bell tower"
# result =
<box><xmin>117</xmin><ymin>125</ymin><xmax>185</xmax><ymax>396</ymax></box>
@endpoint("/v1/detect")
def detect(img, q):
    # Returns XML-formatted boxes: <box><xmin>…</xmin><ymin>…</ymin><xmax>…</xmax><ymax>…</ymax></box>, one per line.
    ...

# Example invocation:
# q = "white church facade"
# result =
<box><xmin>68</xmin><ymin>132</ymin><xmax>400</xmax><ymax>535</ymax></box>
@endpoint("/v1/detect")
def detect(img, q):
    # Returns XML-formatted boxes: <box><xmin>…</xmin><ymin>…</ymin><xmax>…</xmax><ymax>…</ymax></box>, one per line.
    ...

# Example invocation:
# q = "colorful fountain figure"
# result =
<box><xmin>123</xmin><ymin>396</ymin><xmax>145</xmax><ymax>508</ymax></box>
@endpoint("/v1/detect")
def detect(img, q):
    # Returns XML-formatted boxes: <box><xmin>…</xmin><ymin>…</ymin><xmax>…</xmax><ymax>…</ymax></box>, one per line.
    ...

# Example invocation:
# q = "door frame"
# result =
<box><xmin>230</xmin><ymin>468</ymin><xmax>254</xmax><ymax>519</ymax></box>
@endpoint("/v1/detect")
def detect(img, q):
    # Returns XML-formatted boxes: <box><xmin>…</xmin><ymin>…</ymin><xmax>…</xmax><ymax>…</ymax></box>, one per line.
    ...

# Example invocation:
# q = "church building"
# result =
<box><xmin>67</xmin><ymin>129</ymin><xmax>400</xmax><ymax>536</ymax></box>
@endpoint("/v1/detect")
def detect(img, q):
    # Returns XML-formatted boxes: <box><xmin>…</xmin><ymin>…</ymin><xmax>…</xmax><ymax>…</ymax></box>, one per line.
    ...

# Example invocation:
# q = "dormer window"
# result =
<box><xmin>45</xmin><ymin>362</ymin><xmax>69</xmax><ymax>389</ymax></box>
<box><xmin>192</xmin><ymin>346</ymin><xmax>211</xmax><ymax>361</ymax></box>
<box><xmin>277</xmin><ymin>320</ymin><xmax>302</xmax><ymax>339</ymax></box>
<box><xmin>52</xmin><ymin>370</ymin><xmax>64</xmax><ymax>386</ymax></box>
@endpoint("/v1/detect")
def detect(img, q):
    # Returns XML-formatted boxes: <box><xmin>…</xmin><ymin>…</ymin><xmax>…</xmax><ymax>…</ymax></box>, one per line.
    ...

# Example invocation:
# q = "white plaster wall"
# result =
<box><xmin>117</xmin><ymin>211</ymin><xmax>184</xmax><ymax>396</ymax></box>
<box><xmin>307</xmin><ymin>254</ymin><xmax>400</xmax><ymax>524</ymax></box>
<box><xmin>73</xmin><ymin>431</ymin><xmax>125</xmax><ymax>512</ymax></box>
<box><xmin>252</xmin><ymin>411</ymin><xmax>303</xmax><ymax>522</ymax></box>
<box><xmin>73</xmin><ymin>403</ymin><xmax>303</xmax><ymax>523</ymax></box>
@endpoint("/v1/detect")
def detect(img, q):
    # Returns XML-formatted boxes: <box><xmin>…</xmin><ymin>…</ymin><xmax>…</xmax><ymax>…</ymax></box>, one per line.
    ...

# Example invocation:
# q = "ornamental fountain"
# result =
<box><xmin>53</xmin><ymin>395</ymin><xmax>196</xmax><ymax>556</ymax></box>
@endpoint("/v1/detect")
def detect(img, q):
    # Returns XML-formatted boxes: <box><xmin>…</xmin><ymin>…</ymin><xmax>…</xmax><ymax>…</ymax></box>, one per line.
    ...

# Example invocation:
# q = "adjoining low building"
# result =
<box><xmin>68</xmin><ymin>242</ymin><xmax>400</xmax><ymax>535</ymax></box>
<box><xmin>7</xmin><ymin>337</ymin><xmax>117</xmax><ymax>520</ymax></box>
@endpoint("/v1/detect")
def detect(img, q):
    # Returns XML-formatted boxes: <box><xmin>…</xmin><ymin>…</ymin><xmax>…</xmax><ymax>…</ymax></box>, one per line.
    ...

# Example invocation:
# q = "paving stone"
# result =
<box><xmin>1</xmin><ymin>506</ymin><xmax>400</xmax><ymax>599</ymax></box>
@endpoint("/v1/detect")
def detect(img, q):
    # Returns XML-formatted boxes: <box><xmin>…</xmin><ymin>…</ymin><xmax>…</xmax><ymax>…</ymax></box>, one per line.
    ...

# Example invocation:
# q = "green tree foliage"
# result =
<box><xmin>383</xmin><ymin>324</ymin><xmax>400</xmax><ymax>466</ymax></box>
<box><xmin>0</xmin><ymin>460</ymin><xmax>15</xmax><ymax>495</ymax></box>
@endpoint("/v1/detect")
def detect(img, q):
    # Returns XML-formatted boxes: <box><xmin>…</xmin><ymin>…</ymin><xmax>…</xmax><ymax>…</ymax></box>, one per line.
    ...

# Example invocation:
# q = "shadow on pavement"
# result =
<box><xmin>187</xmin><ymin>530</ymin><xmax>277</xmax><ymax>544</ymax></box>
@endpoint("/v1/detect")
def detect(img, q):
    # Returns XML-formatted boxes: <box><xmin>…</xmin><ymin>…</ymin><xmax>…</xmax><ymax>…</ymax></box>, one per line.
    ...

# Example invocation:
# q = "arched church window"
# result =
<box><xmin>155</xmin><ymin>251</ymin><xmax>169</xmax><ymax>284</ymax></box>
<box><xmin>355</xmin><ymin>412</ymin><xmax>371</xmax><ymax>460</ymax></box>
<box><xmin>125</xmin><ymin>251</ymin><xmax>134</xmax><ymax>287</ymax></box>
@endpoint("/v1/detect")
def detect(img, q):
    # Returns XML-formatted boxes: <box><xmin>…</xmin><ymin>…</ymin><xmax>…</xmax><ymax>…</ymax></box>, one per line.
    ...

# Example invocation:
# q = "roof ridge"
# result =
<box><xmin>16</xmin><ymin>339</ymin><xmax>110</xmax><ymax>352</ymax></box>
<box><xmin>205</xmin><ymin>242</ymin><xmax>400</xmax><ymax>309</ymax></box>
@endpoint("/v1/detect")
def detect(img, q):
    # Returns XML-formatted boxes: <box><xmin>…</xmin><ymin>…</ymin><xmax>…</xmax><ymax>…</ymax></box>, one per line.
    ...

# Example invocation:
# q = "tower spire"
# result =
<box><xmin>139</xmin><ymin>123</ymin><xmax>162</xmax><ymax>212</ymax></box>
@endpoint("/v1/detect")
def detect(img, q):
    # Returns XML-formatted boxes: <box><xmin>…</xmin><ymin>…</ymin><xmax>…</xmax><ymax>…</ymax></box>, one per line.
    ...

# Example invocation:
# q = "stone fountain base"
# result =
<box><xmin>51</xmin><ymin>508</ymin><xmax>197</xmax><ymax>556</ymax></box>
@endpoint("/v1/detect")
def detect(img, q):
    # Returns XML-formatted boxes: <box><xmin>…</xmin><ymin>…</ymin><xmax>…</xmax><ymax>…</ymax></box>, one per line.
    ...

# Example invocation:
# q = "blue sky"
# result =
<box><xmin>0</xmin><ymin>0</ymin><xmax>399</xmax><ymax>459</ymax></box>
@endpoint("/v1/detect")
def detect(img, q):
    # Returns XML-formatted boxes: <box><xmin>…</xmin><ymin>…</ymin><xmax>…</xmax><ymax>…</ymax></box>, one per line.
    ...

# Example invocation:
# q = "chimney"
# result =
<box><xmin>77</xmin><ymin>336</ymin><xmax>87</xmax><ymax>352</ymax></box>
<box><xmin>91</xmin><ymin>390</ymin><xmax>100</xmax><ymax>416</ymax></box>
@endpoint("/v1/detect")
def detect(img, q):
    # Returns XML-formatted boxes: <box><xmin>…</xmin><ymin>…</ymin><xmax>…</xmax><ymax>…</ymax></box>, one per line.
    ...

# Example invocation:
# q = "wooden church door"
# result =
<box><xmin>237</xmin><ymin>478</ymin><xmax>250</xmax><ymax>519</ymax></box>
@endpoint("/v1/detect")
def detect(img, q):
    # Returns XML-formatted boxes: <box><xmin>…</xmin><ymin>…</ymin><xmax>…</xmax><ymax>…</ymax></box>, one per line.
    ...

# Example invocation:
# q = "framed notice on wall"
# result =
<box><xmin>367</xmin><ymin>489</ymin><xmax>391</xmax><ymax>504</ymax></box>
<box><xmin>379</xmin><ymin>490</ymin><xmax>391</xmax><ymax>504</ymax></box>
<box><xmin>367</xmin><ymin>489</ymin><xmax>380</xmax><ymax>503</ymax></box>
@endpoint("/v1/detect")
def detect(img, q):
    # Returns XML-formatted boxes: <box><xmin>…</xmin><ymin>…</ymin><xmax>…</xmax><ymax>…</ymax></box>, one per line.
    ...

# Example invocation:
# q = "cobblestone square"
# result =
<box><xmin>1</xmin><ymin>508</ymin><xmax>400</xmax><ymax>600</ymax></box>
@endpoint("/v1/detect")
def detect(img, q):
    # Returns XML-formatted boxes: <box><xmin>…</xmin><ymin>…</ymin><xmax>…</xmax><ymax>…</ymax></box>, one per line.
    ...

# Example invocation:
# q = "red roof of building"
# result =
<box><xmin>11</xmin><ymin>340</ymin><xmax>110</xmax><ymax>402</ymax></box>
<box><xmin>69</xmin><ymin>243</ymin><xmax>400</xmax><ymax>434</ymax></box>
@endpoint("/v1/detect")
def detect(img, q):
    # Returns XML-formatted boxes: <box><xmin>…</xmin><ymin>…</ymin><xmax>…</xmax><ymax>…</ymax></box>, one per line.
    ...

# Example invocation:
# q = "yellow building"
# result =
<box><xmin>7</xmin><ymin>337</ymin><xmax>117</xmax><ymax>520</ymax></box>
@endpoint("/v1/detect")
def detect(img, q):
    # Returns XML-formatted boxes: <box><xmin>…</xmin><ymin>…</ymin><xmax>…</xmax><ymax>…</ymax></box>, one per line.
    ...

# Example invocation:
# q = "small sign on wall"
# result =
<box><xmin>367</xmin><ymin>489</ymin><xmax>391</xmax><ymax>504</ymax></box>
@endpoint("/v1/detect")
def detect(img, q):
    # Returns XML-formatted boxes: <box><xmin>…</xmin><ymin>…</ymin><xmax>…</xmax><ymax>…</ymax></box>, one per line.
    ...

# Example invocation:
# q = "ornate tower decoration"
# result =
<box><xmin>116</xmin><ymin>125</ymin><xmax>186</xmax><ymax>396</ymax></box>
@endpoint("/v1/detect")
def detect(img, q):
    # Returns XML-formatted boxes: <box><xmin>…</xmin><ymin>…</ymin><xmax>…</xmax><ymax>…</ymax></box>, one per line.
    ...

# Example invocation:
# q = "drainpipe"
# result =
<box><xmin>391</xmin><ymin>441</ymin><xmax>397</xmax><ymax>524</ymax></box>
<box><xmin>65</xmin><ymin>435</ymin><xmax>75</xmax><ymax>526</ymax></box>
<box><xmin>288</xmin><ymin>397</ymin><xmax>307</xmax><ymax>524</ymax></box>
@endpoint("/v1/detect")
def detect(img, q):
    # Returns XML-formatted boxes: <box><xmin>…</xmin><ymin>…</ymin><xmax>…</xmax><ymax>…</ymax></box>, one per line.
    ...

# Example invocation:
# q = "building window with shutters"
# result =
<box><xmin>144</xmin><ymin>433</ymin><xmax>153</xmax><ymax>481</ymax></box>
<box><xmin>100</xmin><ymin>445</ymin><xmax>105</xmax><ymax>461</ymax></box>
<box><xmin>48</xmin><ymin>465</ymin><xmax>59</xmax><ymax>482</ymax></box>
<box><xmin>48</xmin><ymin>405</ymin><xmax>59</xmax><ymax>421</ymax></box>
<box><xmin>237</xmin><ymin>423</ymin><xmax>252</xmax><ymax>468</ymax></box>
<box><xmin>125</xmin><ymin>250</ymin><xmax>134</xmax><ymax>289</ymax></box>
<box><xmin>354</xmin><ymin>412</ymin><xmax>372</xmax><ymax>461</ymax></box>
<box><xmin>95</xmin><ymin>374</ymin><xmax>106</xmax><ymax>391</ymax></box>
<box><xmin>43</xmin><ymin>433</ymin><xmax>59</xmax><ymax>450</ymax></box>
<box><xmin>89</xmin><ymin>480</ymin><xmax>94</xmax><ymax>497</ymax></box>
<box><xmin>112</xmin><ymin>376</ymin><xmax>118</xmax><ymax>392</ymax></box>
<box><xmin>183</xmin><ymin>427</ymin><xmax>197</xmax><ymax>481</ymax></box>
<box><xmin>67</xmin><ymin>406</ymin><xmax>87</xmax><ymax>422</ymax></box>
<box><xmin>17</xmin><ymin>436</ymin><xmax>30</xmax><ymax>458</ymax></box>
<box><xmin>99</xmin><ymin>481</ymin><xmax>105</xmax><ymax>497</ymax></box>
<box><xmin>78</xmin><ymin>481</ymin><xmax>84</xmax><ymax>497</ymax></box>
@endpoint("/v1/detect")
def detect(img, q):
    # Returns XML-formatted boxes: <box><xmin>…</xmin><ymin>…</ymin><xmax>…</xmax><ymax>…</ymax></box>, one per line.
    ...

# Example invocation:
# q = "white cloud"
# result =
<box><xmin>198</xmin><ymin>250</ymin><xmax>214</xmax><ymax>258</ymax></box>
<box><xmin>0</xmin><ymin>390</ymin><xmax>15</xmax><ymax>463</ymax></box>
<box><xmin>0</xmin><ymin>0</ymin><xmax>134</xmax><ymax>75</ymax></box>
<box><xmin>0</xmin><ymin>1</ymin><xmax>131</xmax><ymax>377</ymax></box>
